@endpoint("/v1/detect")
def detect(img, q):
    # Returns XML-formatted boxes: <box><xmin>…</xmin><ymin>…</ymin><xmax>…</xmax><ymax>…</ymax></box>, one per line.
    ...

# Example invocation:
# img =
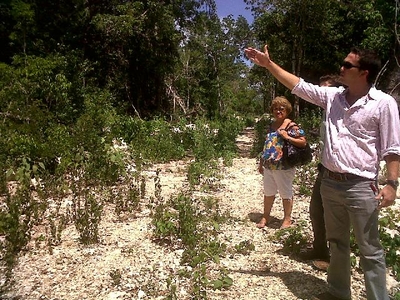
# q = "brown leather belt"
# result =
<box><xmin>323</xmin><ymin>167</ymin><xmax>365</xmax><ymax>181</ymax></box>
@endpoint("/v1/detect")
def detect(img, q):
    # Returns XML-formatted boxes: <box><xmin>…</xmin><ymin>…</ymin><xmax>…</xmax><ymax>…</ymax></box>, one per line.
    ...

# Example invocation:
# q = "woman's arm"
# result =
<box><xmin>258</xmin><ymin>157</ymin><xmax>264</xmax><ymax>174</ymax></box>
<box><xmin>278</xmin><ymin>126</ymin><xmax>307</xmax><ymax>148</ymax></box>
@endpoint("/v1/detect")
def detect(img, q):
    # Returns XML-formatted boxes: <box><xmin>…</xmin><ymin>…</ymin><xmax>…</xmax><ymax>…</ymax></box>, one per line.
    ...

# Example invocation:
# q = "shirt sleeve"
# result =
<box><xmin>379</xmin><ymin>96</ymin><xmax>400</xmax><ymax>159</ymax></box>
<box><xmin>291</xmin><ymin>78</ymin><xmax>342</xmax><ymax>110</ymax></box>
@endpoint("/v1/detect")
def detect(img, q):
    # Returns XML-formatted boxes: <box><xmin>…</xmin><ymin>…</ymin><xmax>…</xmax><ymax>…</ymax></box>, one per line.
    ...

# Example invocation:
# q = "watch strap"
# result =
<box><xmin>385</xmin><ymin>180</ymin><xmax>399</xmax><ymax>189</ymax></box>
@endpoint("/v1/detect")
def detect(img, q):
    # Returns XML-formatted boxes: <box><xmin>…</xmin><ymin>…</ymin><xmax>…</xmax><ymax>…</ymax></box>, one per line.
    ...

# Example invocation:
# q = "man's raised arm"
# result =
<box><xmin>244</xmin><ymin>45</ymin><xmax>300</xmax><ymax>90</ymax></box>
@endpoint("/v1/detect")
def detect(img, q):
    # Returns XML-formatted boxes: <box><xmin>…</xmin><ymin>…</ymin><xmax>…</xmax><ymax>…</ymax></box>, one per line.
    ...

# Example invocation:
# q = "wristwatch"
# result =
<box><xmin>385</xmin><ymin>180</ymin><xmax>399</xmax><ymax>190</ymax></box>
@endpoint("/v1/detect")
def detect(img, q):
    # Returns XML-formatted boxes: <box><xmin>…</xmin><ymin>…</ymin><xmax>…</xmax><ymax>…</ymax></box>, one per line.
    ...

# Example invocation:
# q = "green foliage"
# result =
<box><xmin>165</xmin><ymin>277</ymin><xmax>178</xmax><ymax>300</ymax></box>
<box><xmin>0</xmin><ymin>182</ymin><xmax>42</xmax><ymax>281</ymax></box>
<box><xmin>114</xmin><ymin>117</ymin><xmax>185</xmax><ymax>163</ymax></box>
<box><xmin>0</xmin><ymin>55</ymin><xmax>127</xmax><ymax>189</ymax></box>
<box><xmin>211</xmin><ymin>269</ymin><xmax>233</xmax><ymax>290</ymax></box>
<box><xmin>175</xmin><ymin>194</ymin><xmax>198</xmax><ymax>248</ymax></box>
<box><xmin>112</xmin><ymin>115</ymin><xmax>244</xmax><ymax>165</ymax></box>
<box><xmin>234</xmin><ymin>240</ymin><xmax>256</xmax><ymax>255</ymax></box>
<box><xmin>175</xmin><ymin>10</ymin><xmax>256</xmax><ymax>119</ymax></box>
<box><xmin>114</xmin><ymin>181</ymin><xmax>141</xmax><ymax>216</ymax></box>
<box><xmin>152</xmin><ymin>203</ymin><xmax>178</xmax><ymax>242</ymax></box>
<box><xmin>153</xmin><ymin>193</ymin><xmax>203</xmax><ymax>248</ymax></box>
<box><xmin>189</xmin><ymin>116</ymin><xmax>244</xmax><ymax>162</ymax></box>
<box><xmin>152</xmin><ymin>192</ymin><xmax>230</xmax><ymax>298</ymax></box>
<box><xmin>393</xmin><ymin>291</ymin><xmax>400</xmax><ymax>300</ymax></box>
<box><xmin>88</xmin><ymin>0</ymin><xmax>182</xmax><ymax>116</ymax></box>
<box><xmin>47</xmin><ymin>212</ymin><xmax>67</xmax><ymax>249</ymax></box>
<box><xmin>187</xmin><ymin>159</ymin><xmax>219</xmax><ymax>187</ymax></box>
<box><xmin>112</xmin><ymin>159</ymin><xmax>145</xmax><ymax>217</ymax></box>
<box><xmin>0</xmin><ymin>55</ymin><xmax>75</xmax><ymax>124</ymax></box>
<box><xmin>349</xmin><ymin>229</ymin><xmax>360</xmax><ymax>269</ymax></box>
<box><xmin>67</xmin><ymin>91</ymin><xmax>126</xmax><ymax>185</ymax></box>
<box><xmin>296</xmin><ymin>108</ymin><xmax>324</xmax><ymax>145</ymax></box>
<box><xmin>73</xmin><ymin>189</ymin><xmax>103</xmax><ymax>245</ymax></box>
<box><xmin>1</xmin><ymin>188</ymin><xmax>33</xmax><ymax>253</ymax></box>
<box><xmin>0</xmin><ymin>55</ymin><xmax>75</xmax><ymax>178</ymax></box>
<box><xmin>269</xmin><ymin>220</ymin><xmax>309</xmax><ymax>254</ymax></box>
<box><xmin>349</xmin><ymin>208</ymin><xmax>400</xmax><ymax>280</ymax></box>
<box><xmin>294</xmin><ymin>160</ymin><xmax>320</xmax><ymax>196</ymax></box>
<box><xmin>109</xmin><ymin>269</ymin><xmax>122</xmax><ymax>286</ymax></box>
<box><xmin>249</xmin><ymin>0</ymin><xmax>398</xmax><ymax>116</ymax></box>
<box><xmin>378</xmin><ymin>209</ymin><xmax>400</xmax><ymax>281</ymax></box>
<box><xmin>191</xmin><ymin>264</ymin><xmax>208</xmax><ymax>299</ymax></box>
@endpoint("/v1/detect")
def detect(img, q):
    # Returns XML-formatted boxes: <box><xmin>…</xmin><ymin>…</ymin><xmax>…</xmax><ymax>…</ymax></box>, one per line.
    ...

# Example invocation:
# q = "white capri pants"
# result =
<box><xmin>263</xmin><ymin>168</ymin><xmax>296</xmax><ymax>199</ymax></box>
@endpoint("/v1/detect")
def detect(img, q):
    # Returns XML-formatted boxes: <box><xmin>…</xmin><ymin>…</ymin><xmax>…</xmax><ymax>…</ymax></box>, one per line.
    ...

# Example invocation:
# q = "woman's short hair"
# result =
<box><xmin>270</xmin><ymin>96</ymin><xmax>292</xmax><ymax>115</ymax></box>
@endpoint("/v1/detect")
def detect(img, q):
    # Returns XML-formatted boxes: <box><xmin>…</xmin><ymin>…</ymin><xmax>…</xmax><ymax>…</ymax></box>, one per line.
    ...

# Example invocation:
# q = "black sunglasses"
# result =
<box><xmin>341</xmin><ymin>61</ymin><xmax>360</xmax><ymax>69</ymax></box>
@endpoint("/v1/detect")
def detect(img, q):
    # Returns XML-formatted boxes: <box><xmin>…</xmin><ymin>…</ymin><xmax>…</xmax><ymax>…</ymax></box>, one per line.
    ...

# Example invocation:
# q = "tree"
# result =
<box><xmin>246</xmin><ymin>0</ymin><xmax>399</xmax><ymax>117</ymax></box>
<box><xmin>173</xmin><ymin>7</ymin><xmax>257</xmax><ymax>119</ymax></box>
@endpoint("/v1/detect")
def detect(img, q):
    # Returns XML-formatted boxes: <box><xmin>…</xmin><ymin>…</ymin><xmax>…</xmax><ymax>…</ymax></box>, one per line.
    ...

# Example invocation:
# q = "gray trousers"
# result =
<box><xmin>321</xmin><ymin>172</ymin><xmax>389</xmax><ymax>300</ymax></box>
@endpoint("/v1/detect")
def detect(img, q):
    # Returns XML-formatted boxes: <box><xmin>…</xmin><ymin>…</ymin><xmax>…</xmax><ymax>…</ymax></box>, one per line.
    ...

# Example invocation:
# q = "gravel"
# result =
<box><xmin>1</xmin><ymin>128</ymin><xmax>398</xmax><ymax>300</ymax></box>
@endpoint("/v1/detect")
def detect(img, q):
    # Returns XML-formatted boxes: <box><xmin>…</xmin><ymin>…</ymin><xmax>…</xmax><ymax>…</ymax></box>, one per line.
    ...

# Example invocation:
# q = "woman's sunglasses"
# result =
<box><xmin>341</xmin><ymin>61</ymin><xmax>360</xmax><ymax>69</ymax></box>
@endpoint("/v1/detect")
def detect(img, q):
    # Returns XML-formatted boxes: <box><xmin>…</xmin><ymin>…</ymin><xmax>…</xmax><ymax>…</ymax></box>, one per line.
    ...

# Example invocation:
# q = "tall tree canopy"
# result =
<box><xmin>0</xmin><ymin>0</ymin><xmax>398</xmax><ymax>120</ymax></box>
<box><xmin>245</xmin><ymin>0</ymin><xmax>400</xmax><ymax>115</ymax></box>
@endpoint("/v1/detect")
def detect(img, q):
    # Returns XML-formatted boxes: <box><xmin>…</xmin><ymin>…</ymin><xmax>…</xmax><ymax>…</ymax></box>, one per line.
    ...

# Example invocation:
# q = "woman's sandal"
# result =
<box><xmin>256</xmin><ymin>218</ymin><xmax>268</xmax><ymax>228</ymax></box>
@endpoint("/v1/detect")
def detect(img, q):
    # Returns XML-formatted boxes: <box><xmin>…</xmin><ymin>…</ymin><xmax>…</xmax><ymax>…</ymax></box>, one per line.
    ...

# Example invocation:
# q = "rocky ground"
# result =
<box><xmin>1</xmin><ymin>127</ymin><xmax>399</xmax><ymax>300</ymax></box>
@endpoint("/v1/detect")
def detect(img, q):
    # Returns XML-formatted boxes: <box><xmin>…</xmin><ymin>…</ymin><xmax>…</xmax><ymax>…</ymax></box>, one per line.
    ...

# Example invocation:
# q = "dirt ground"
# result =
<box><xmin>1</xmin><ymin>127</ymin><xmax>399</xmax><ymax>300</ymax></box>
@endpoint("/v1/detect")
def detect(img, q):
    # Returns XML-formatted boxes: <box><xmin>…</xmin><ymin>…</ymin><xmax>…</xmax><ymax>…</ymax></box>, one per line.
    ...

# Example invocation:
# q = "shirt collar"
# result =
<box><xmin>367</xmin><ymin>86</ymin><xmax>380</xmax><ymax>100</ymax></box>
<box><xmin>340</xmin><ymin>86</ymin><xmax>379</xmax><ymax>104</ymax></box>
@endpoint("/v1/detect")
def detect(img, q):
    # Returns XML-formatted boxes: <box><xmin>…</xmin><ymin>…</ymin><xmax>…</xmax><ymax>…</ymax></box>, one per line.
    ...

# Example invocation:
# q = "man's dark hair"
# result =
<box><xmin>350</xmin><ymin>47</ymin><xmax>381</xmax><ymax>85</ymax></box>
<box><xmin>319</xmin><ymin>74</ymin><xmax>341</xmax><ymax>87</ymax></box>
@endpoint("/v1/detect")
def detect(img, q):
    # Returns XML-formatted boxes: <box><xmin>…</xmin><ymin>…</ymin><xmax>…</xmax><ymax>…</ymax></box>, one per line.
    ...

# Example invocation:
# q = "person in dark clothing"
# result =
<box><xmin>299</xmin><ymin>75</ymin><xmax>342</xmax><ymax>271</ymax></box>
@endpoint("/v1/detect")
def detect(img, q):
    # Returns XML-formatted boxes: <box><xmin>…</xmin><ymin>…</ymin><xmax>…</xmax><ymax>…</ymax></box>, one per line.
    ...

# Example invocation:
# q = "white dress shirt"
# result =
<box><xmin>292</xmin><ymin>78</ymin><xmax>400</xmax><ymax>179</ymax></box>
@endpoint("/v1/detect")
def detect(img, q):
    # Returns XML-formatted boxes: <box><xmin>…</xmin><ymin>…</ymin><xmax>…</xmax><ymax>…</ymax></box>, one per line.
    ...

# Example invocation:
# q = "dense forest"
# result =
<box><xmin>0</xmin><ymin>0</ymin><xmax>399</xmax><ymax>297</ymax></box>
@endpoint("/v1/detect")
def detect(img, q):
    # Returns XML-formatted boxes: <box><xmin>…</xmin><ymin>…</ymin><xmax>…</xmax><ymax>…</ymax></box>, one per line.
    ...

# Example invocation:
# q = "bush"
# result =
<box><xmin>378</xmin><ymin>208</ymin><xmax>400</xmax><ymax>281</ymax></box>
<box><xmin>269</xmin><ymin>220</ymin><xmax>309</xmax><ymax>254</ymax></box>
<box><xmin>296</xmin><ymin>108</ymin><xmax>323</xmax><ymax>144</ymax></box>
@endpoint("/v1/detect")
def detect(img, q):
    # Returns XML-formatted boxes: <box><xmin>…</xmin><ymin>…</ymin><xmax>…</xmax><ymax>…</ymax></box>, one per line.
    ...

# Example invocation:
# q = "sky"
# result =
<box><xmin>214</xmin><ymin>0</ymin><xmax>253</xmax><ymax>22</ymax></box>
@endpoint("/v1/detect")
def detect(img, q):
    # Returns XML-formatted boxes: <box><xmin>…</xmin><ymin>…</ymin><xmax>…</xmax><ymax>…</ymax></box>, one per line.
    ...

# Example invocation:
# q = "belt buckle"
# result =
<box><xmin>329</xmin><ymin>170</ymin><xmax>346</xmax><ymax>181</ymax></box>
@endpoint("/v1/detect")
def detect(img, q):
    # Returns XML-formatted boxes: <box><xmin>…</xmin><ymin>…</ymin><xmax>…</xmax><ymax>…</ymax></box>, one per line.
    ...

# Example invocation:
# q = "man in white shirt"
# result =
<box><xmin>245</xmin><ymin>45</ymin><xmax>400</xmax><ymax>300</ymax></box>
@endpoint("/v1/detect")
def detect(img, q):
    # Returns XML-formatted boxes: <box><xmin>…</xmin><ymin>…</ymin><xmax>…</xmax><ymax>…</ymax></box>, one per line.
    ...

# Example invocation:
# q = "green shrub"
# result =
<box><xmin>115</xmin><ymin>117</ymin><xmax>186</xmax><ymax>163</ymax></box>
<box><xmin>349</xmin><ymin>209</ymin><xmax>400</xmax><ymax>279</ymax></box>
<box><xmin>111</xmin><ymin>115</ymin><xmax>244</xmax><ymax>165</ymax></box>
<box><xmin>187</xmin><ymin>159</ymin><xmax>219</xmax><ymax>187</ymax></box>
<box><xmin>0</xmin><ymin>182</ymin><xmax>42</xmax><ymax>280</ymax></box>
<box><xmin>296</xmin><ymin>107</ymin><xmax>323</xmax><ymax>145</ymax></box>
<box><xmin>211</xmin><ymin>269</ymin><xmax>233</xmax><ymax>290</ymax></box>
<box><xmin>234</xmin><ymin>240</ymin><xmax>256</xmax><ymax>255</ymax></box>
<box><xmin>152</xmin><ymin>203</ymin><xmax>178</xmax><ymax>243</ymax></box>
<box><xmin>379</xmin><ymin>208</ymin><xmax>400</xmax><ymax>281</ymax></box>
<box><xmin>269</xmin><ymin>220</ymin><xmax>309</xmax><ymax>254</ymax></box>
<box><xmin>294</xmin><ymin>160</ymin><xmax>319</xmax><ymax>196</ymax></box>
<box><xmin>152</xmin><ymin>193</ymin><xmax>230</xmax><ymax>298</ymax></box>
<box><xmin>73</xmin><ymin>188</ymin><xmax>103</xmax><ymax>245</ymax></box>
